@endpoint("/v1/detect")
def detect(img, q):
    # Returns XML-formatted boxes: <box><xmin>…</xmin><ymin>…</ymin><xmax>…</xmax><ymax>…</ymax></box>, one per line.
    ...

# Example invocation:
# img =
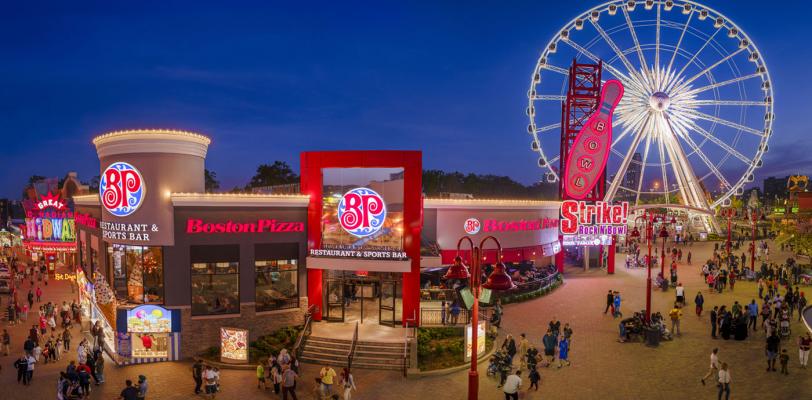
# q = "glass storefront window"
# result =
<box><xmin>255</xmin><ymin>259</ymin><xmax>299</xmax><ymax>312</ymax></box>
<box><xmin>191</xmin><ymin>261</ymin><xmax>240</xmax><ymax>316</ymax></box>
<box><xmin>107</xmin><ymin>244</ymin><xmax>164</xmax><ymax>304</ymax></box>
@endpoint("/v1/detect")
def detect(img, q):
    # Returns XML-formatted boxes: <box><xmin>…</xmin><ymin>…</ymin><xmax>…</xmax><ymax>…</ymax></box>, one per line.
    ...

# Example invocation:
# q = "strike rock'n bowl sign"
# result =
<box><xmin>337</xmin><ymin>187</ymin><xmax>387</xmax><ymax>238</ymax></box>
<box><xmin>100</xmin><ymin>162</ymin><xmax>145</xmax><ymax>217</ymax></box>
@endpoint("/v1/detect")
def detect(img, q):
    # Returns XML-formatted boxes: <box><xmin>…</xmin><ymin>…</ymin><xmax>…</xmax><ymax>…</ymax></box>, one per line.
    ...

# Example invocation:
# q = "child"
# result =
<box><xmin>557</xmin><ymin>337</ymin><xmax>570</xmax><ymax>368</ymax></box>
<box><xmin>256</xmin><ymin>361</ymin><xmax>266</xmax><ymax>389</ymax></box>
<box><xmin>529</xmin><ymin>366</ymin><xmax>541</xmax><ymax>391</ymax></box>
<box><xmin>779</xmin><ymin>349</ymin><xmax>789</xmax><ymax>375</ymax></box>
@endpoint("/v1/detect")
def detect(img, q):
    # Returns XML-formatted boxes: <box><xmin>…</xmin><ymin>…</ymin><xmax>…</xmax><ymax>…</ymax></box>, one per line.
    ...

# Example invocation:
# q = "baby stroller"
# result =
<box><xmin>486</xmin><ymin>350</ymin><xmax>508</xmax><ymax>377</ymax></box>
<box><xmin>61</xmin><ymin>380</ymin><xmax>84</xmax><ymax>400</ymax></box>
<box><xmin>779</xmin><ymin>317</ymin><xmax>791</xmax><ymax>338</ymax></box>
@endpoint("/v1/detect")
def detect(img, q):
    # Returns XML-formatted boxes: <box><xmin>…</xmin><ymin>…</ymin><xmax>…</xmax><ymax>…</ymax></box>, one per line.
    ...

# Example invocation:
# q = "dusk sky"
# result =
<box><xmin>1</xmin><ymin>0</ymin><xmax>809</xmax><ymax>198</ymax></box>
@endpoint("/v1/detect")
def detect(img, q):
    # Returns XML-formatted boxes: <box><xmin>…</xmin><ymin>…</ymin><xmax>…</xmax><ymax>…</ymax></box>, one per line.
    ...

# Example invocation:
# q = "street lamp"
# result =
<box><xmin>720</xmin><ymin>208</ymin><xmax>736</xmax><ymax>268</ymax></box>
<box><xmin>631</xmin><ymin>211</ymin><xmax>655</xmax><ymax>322</ymax></box>
<box><xmin>453</xmin><ymin>235</ymin><xmax>511</xmax><ymax>400</ymax></box>
<box><xmin>748</xmin><ymin>208</ymin><xmax>766</xmax><ymax>271</ymax></box>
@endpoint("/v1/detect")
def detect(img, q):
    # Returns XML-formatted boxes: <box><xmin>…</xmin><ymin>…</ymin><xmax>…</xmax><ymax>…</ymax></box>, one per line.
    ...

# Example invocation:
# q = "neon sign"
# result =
<box><xmin>337</xmin><ymin>187</ymin><xmax>387</xmax><ymax>238</ymax></box>
<box><xmin>463</xmin><ymin>218</ymin><xmax>481</xmax><ymax>234</ymax></box>
<box><xmin>100</xmin><ymin>161</ymin><xmax>145</xmax><ymax>217</ymax></box>
<box><xmin>464</xmin><ymin>217</ymin><xmax>558</xmax><ymax>234</ymax></box>
<box><xmin>24</xmin><ymin>217</ymin><xmax>76</xmax><ymax>242</ymax></box>
<box><xmin>564</xmin><ymin>80</ymin><xmax>624</xmax><ymax>199</ymax></box>
<box><xmin>186</xmin><ymin>218</ymin><xmax>304</xmax><ymax>234</ymax></box>
<box><xmin>36</xmin><ymin>192</ymin><xmax>66</xmax><ymax>211</ymax></box>
<box><xmin>560</xmin><ymin>200</ymin><xmax>628</xmax><ymax>235</ymax></box>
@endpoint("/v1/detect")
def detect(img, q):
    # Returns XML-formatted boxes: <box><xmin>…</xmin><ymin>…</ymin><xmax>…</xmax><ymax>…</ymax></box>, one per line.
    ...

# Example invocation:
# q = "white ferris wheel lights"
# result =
<box><xmin>526</xmin><ymin>0</ymin><xmax>774</xmax><ymax>214</ymax></box>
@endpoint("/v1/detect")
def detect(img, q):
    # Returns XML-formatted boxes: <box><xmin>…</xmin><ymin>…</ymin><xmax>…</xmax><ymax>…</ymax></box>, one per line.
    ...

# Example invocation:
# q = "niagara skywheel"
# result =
<box><xmin>526</xmin><ymin>0</ymin><xmax>774</xmax><ymax>230</ymax></box>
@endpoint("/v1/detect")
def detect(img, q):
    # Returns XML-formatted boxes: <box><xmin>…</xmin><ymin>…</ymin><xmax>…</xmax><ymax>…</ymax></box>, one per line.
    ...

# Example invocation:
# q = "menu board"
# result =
<box><xmin>127</xmin><ymin>305</ymin><xmax>172</xmax><ymax>333</ymax></box>
<box><xmin>220</xmin><ymin>327</ymin><xmax>248</xmax><ymax>363</ymax></box>
<box><xmin>465</xmin><ymin>321</ymin><xmax>487</xmax><ymax>361</ymax></box>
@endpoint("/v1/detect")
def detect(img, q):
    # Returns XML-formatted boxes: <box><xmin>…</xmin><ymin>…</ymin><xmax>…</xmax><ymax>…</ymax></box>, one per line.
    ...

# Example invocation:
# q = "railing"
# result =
<box><xmin>498</xmin><ymin>272</ymin><xmax>560</xmax><ymax>296</ymax></box>
<box><xmin>402</xmin><ymin>318</ymin><xmax>416</xmax><ymax>377</ymax></box>
<box><xmin>347</xmin><ymin>321</ymin><xmax>359</xmax><ymax>370</ymax></box>
<box><xmin>419</xmin><ymin>307</ymin><xmax>472</xmax><ymax>327</ymax></box>
<box><xmin>293</xmin><ymin>304</ymin><xmax>318</xmax><ymax>358</ymax></box>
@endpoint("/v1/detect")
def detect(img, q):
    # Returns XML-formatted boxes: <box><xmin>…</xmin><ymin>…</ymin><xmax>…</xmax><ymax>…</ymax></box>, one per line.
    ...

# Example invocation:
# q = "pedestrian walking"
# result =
<box><xmin>710</xmin><ymin>306</ymin><xmax>719</xmax><ymax>339</ymax></box>
<box><xmin>779</xmin><ymin>349</ymin><xmax>790</xmax><ymax>375</ymax></box>
<box><xmin>518</xmin><ymin>333</ymin><xmax>529</xmax><ymax>368</ymax></box>
<box><xmin>799</xmin><ymin>333</ymin><xmax>811</xmax><ymax>369</ymax></box>
<box><xmin>204</xmin><ymin>365</ymin><xmax>219</xmax><ymax>399</ymax></box>
<box><xmin>502</xmin><ymin>370</ymin><xmax>522</xmax><ymax>400</ymax></box>
<box><xmin>717</xmin><ymin>363</ymin><xmax>731</xmax><ymax>400</ymax></box>
<box><xmin>700</xmin><ymin>348</ymin><xmax>720</xmax><ymax>385</ymax></box>
<box><xmin>766</xmin><ymin>331</ymin><xmax>780</xmax><ymax>372</ymax></box>
<box><xmin>675</xmin><ymin>283</ymin><xmax>685</xmax><ymax>306</ymax></box>
<box><xmin>281</xmin><ymin>364</ymin><xmax>299</xmax><ymax>400</ymax></box>
<box><xmin>340</xmin><ymin>367</ymin><xmax>356</xmax><ymax>400</ymax></box>
<box><xmin>14</xmin><ymin>353</ymin><xmax>28</xmax><ymax>385</ymax></box>
<box><xmin>747</xmin><ymin>300</ymin><xmax>758</xmax><ymax>331</ymax></box>
<box><xmin>1</xmin><ymin>329</ymin><xmax>10</xmax><ymax>356</ymax></box>
<box><xmin>501</xmin><ymin>334</ymin><xmax>517</xmax><ymax>365</ymax></box>
<box><xmin>35</xmin><ymin>286</ymin><xmax>42</xmax><ymax>302</ymax></box>
<box><xmin>320</xmin><ymin>364</ymin><xmax>337</xmax><ymax>396</ymax></box>
<box><xmin>136</xmin><ymin>375</ymin><xmax>148</xmax><ymax>400</ymax></box>
<box><xmin>694</xmin><ymin>292</ymin><xmax>704</xmax><ymax>317</ymax></box>
<box><xmin>118</xmin><ymin>379</ymin><xmax>138</xmax><ymax>400</ymax></box>
<box><xmin>604</xmin><ymin>290</ymin><xmax>614</xmax><ymax>314</ymax></box>
<box><xmin>95</xmin><ymin>350</ymin><xmax>105</xmax><ymax>384</ymax></box>
<box><xmin>613</xmin><ymin>291</ymin><xmax>622</xmax><ymax>318</ymax></box>
<box><xmin>669</xmin><ymin>304</ymin><xmax>683</xmax><ymax>336</ymax></box>
<box><xmin>557</xmin><ymin>337</ymin><xmax>571</xmax><ymax>368</ymax></box>
<box><xmin>528</xmin><ymin>366</ymin><xmax>540</xmax><ymax>391</ymax></box>
<box><xmin>192</xmin><ymin>359</ymin><xmax>203</xmax><ymax>394</ymax></box>
<box><xmin>257</xmin><ymin>361</ymin><xmax>267</xmax><ymax>389</ymax></box>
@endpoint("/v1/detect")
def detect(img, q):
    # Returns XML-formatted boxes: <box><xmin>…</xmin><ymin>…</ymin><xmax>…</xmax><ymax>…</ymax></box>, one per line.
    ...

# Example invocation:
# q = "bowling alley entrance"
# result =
<box><xmin>322</xmin><ymin>270</ymin><xmax>402</xmax><ymax>326</ymax></box>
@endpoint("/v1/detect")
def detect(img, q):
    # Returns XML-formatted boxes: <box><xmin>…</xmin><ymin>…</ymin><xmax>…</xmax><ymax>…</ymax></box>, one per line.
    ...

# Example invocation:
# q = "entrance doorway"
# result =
<box><xmin>323</xmin><ymin>271</ymin><xmax>402</xmax><ymax>325</ymax></box>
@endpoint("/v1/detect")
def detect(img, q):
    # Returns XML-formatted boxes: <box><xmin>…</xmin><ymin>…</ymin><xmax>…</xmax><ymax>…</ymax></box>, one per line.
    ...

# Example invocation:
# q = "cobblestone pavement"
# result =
<box><xmin>1</xmin><ymin>240</ymin><xmax>810</xmax><ymax>399</ymax></box>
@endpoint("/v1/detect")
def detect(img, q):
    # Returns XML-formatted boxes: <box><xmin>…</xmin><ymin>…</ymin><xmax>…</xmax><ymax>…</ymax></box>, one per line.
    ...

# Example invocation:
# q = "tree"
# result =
<box><xmin>248</xmin><ymin>161</ymin><xmax>299</xmax><ymax>188</ymax></box>
<box><xmin>204</xmin><ymin>169</ymin><xmax>220</xmax><ymax>193</ymax></box>
<box><xmin>87</xmin><ymin>175</ymin><xmax>100</xmax><ymax>193</ymax></box>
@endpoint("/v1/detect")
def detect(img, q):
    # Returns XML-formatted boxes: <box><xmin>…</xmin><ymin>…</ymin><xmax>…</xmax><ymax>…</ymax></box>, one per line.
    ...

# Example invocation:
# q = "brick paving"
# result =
<box><xmin>1</xmin><ymin>240</ymin><xmax>810</xmax><ymax>399</ymax></box>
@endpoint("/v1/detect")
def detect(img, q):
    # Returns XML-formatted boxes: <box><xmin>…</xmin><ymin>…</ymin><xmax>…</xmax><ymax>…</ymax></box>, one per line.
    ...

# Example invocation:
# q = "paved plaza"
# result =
<box><xmin>1</xmin><ymin>240</ymin><xmax>810</xmax><ymax>399</ymax></box>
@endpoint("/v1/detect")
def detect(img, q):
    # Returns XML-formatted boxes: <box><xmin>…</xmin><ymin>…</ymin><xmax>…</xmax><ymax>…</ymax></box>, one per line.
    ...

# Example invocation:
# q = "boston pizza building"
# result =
<box><xmin>73</xmin><ymin>131</ymin><xmax>562</xmax><ymax>363</ymax></box>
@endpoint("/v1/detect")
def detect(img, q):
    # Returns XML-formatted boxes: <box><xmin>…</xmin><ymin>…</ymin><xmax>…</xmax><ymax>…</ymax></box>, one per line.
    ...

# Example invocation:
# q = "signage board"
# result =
<box><xmin>36</xmin><ymin>192</ymin><xmax>66</xmax><ymax>211</ymax></box>
<box><xmin>317</xmin><ymin>168</ymin><xmax>407</xmax><ymax>261</ymax></box>
<box><xmin>464</xmin><ymin>321</ymin><xmax>487</xmax><ymax>361</ymax></box>
<box><xmin>220</xmin><ymin>327</ymin><xmax>249</xmax><ymax>363</ymax></box>
<box><xmin>186</xmin><ymin>218</ymin><xmax>304</xmax><ymax>234</ymax></box>
<box><xmin>100</xmin><ymin>161</ymin><xmax>145</xmax><ymax>217</ymax></box>
<box><xmin>562</xmin><ymin>234</ymin><xmax>613</xmax><ymax>246</ymax></box>
<box><xmin>560</xmin><ymin>200</ymin><xmax>629</xmax><ymax>235</ymax></box>
<box><xmin>127</xmin><ymin>305</ymin><xmax>172</xmax><ymax>333</ymax></box>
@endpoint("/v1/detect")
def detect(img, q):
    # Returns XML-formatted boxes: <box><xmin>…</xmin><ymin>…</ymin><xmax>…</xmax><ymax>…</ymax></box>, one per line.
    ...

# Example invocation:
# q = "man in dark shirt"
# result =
<box><xmin>192</xmin><ymin>358</ymin><xmax>203</xmax><ymax>394</ymax></box>
<box><xmin>119</xmin><ymin>379</ymin><xmax>139</xmax><ymax>400</ymax></box>
<box><xmin>604</xmin><ymin>290</ymin><xmax>614</xmax><ymax>314</ymax></box>
<box><xmin>709</xmin><ymin>306</ymin><xmax>718</xmax><ymax>339</ymax></box>
<box><xmin>766</xmin><ymin>332</ymin><xmax>781</xmax><ymax>372</ymax></box>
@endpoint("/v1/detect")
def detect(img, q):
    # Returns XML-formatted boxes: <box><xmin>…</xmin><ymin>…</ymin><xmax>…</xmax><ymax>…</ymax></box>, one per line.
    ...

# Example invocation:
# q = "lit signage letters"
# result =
<box><xmin>560</xmin><ymin>200</ymin><xmax>628</xmax><ymax>235</ymax></box>
<box><xmin>100</xmin><ymin>221</ymin><xmax>157</xmax><ymax>242</ymax></box>
<box><xmin>186</xmin><ymin>218</ymin><xmax>305</xmax><ymax>234</ymax></box>
<box><xmin>36</xmin><ymin>192</ymin><xmax>66</xmax><ymax>211</ymax></box>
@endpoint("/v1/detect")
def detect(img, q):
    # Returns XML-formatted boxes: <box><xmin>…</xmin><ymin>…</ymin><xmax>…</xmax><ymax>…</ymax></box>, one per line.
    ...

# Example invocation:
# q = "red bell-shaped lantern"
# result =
<box><xmin>443</xmin><ymin>256</ymin><xmax>470</xmax><ymax>280</ymax></box>
<box><xmin>658</xmin><ymin>226</ymin><xmax>669</xmax><ymax>238</ymax></box>
<box><xmin>630</xmin><ymin>227</ymin><xmax>641</xmax><ymax>238</ymax></box>
<box><xmin>482</xmin><ymin>262</ymin><xmax>515</xmax><ymax>290</ymax></box>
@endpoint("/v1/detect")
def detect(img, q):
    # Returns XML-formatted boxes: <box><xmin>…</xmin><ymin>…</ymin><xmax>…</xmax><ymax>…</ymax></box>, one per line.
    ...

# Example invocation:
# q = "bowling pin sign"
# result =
<box><xmin>563</xmin><ymin>79</ymin><xmax>624</xmax><ymax>199</ymax></box>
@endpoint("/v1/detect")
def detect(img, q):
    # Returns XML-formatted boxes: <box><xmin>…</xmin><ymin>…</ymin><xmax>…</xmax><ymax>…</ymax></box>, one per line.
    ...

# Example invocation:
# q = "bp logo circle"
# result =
<box><xmin>463</xmin><ymin>218</ymin><xmax>481</xmax><ymax>234</ymax></box>
<box><xmin>99</xmin><ymin>162</ymin><xmax>145</xmax><ymax>217</ymax></box>
<box><xmin>337</xmin><ymin>187</ymin><xmax>387</xmax><ymax>238</ymax></box>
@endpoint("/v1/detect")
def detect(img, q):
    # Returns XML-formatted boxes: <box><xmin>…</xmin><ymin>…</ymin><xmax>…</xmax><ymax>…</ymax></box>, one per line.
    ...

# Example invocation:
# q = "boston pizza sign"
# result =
<box><xmin>100</xmin><ymin>162</ymin><xmax>145</xmax><ymax>217</ymax></box>
<box><xmin>337</xmin><ymin>187</ymin><xmax>387</xmax><ymax>238</ymax></box>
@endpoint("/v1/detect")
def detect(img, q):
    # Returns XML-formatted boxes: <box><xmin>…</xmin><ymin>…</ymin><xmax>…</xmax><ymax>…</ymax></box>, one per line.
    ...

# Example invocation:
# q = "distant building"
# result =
<box><xmin>619</xmin><ymin>153</ymin><xmax>642</xmax><ymax>201</ymax></box>
<box><xmin>763</xmin><ymin>176</ymin><xmax>789</xmax><ymax>206</ymax></box>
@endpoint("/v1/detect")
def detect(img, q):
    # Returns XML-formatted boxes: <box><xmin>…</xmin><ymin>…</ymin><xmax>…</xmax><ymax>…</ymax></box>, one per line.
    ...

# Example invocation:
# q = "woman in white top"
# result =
<box><xmin>717</xmin><ymin>362</ymin><xmax>731</xmax><ymax>400</ymax></box>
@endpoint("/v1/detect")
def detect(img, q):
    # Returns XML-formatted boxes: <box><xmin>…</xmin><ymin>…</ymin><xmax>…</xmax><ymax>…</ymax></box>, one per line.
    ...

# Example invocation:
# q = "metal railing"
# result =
<box><xmin>347</xmin><ymin>321</ymin><xmax>359</xmax><ymax>370</ymax></box>
<box><xmin>293</xmin><ymin>304</ymin><xmax>318</xmax><ymax>358</ymax></box>
<box><xmin>419</xmin><ymin>307</ymin><xmax>472</xmax><ymax>327</ymax></box>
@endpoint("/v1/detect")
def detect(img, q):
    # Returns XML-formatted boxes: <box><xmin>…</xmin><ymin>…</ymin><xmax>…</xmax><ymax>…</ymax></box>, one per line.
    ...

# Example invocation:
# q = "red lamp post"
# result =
<box><xmin>454</xmin><ymin>236</ymin><xmax>511</xmax><ymax>400</ymax></box>
<box><xmin>631</xmin><ymin>212</ymin><xmax>655</xmax><ymax>322</ymax></box>
<box><xmin>749</xmin><ymin>209</ymin><xmax>765</xmax><ymax>271</ymax></box>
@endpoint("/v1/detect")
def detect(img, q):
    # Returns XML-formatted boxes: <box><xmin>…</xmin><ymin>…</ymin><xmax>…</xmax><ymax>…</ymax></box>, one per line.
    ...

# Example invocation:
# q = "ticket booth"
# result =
<box><xmin>116</xmin><ymin>305</ymin><xmax>181</xmax><ymax>365</ymax></box>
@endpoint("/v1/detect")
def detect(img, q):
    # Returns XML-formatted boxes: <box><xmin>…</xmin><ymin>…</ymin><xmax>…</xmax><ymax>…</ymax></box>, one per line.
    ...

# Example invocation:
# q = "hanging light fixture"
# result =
<box><xmin>482</xmin><ymin>262</ymin><xmax>516</xmax><ymax>290</ymax></box>
<box><xmin>670</xmin><ymin>216</ymin><xmax>677</xmax><ymax>224</ymax></box>
<box><xmin>443</xmin><ymin>255</ymin><xmax>470</xmax><ymax>280</ymax></box>
<box><xmin>658</xmin><ymin>226</ymin><xmax>669</xmax><ymax>238</ymax></box>
<box><xmin>630</xmin><ymin>227</ymin><xmax>641</xmax><ymax>238</ymax></box>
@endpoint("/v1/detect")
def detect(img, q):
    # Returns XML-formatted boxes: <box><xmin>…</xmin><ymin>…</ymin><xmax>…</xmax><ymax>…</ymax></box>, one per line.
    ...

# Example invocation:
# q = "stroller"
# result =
<box><xmin>486</xmin><ymin>350</ymin><xmax>509</xmax><ymax>377</ymax></box>
<box><xmin>60</xmin><ymin>380</ymin><xmax>84</xmax><ymax>400</ymax></box>
<box><xmin>779</xmin><ymin>317</ymin><xmax>791</xmax><ymax>338</ymax></box>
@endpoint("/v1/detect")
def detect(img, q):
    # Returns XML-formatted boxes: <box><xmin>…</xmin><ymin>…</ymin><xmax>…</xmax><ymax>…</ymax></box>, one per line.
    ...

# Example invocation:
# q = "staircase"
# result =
<box><xmin>300</xmin><ymin>336</ymin><xmax>409</xmax><ymax>371</ymax></box>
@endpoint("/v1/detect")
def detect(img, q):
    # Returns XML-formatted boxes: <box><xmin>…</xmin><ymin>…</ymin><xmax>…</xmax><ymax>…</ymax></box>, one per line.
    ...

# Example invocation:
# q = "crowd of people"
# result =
<box><xmin>489</xmin><ymin>317</ymin><xmax>575</xmax><ymax>398</ymax></box>
<box><xmin>249</xmin><ymin>348</ymin><xmax>357</xmax><ymax>400</ymax></box>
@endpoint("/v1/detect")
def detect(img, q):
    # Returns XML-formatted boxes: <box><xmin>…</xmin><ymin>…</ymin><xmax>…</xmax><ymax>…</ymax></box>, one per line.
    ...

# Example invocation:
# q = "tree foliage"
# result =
<box><xmin>248</xmin><ymin>161</ymin><xmax>299</xmax><ymax>188</ymax></box>
<box><xmin>422</xmin><ymin>169</ymin><xmax>557</xmax><ymax>199</ymax></box>
<box><xmin>204</xmin><ymin>169</ymin><xmax>220</xmax><ymax>193</ymax></box>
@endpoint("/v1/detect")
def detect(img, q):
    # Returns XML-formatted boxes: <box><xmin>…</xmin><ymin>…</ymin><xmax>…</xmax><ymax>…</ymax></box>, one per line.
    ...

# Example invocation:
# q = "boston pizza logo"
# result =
<box><xmin>463</xmin><ymin>218</ymin><xmax>481</xmax><ymax>235</ymax></box>
<box><xmin>337</xmin><ymin>187</ymin><xmax>386</xmax><ymax>238</ymax></box>
<box><xmin>99</xmin><ymin>162</ymin><xmax>145</xmax><ymax>217</ymax></box>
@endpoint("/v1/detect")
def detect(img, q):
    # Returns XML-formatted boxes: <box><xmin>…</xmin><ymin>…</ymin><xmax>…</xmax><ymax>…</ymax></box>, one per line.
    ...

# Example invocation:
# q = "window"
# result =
<box><xmin>255</xmin><ymin>259</ymin><xmax>299</xmax><ymax>311</ymax></box>
<box><xmin>107</xmin><ymin>244</ymin><xmax>164</xmax><ymax>304</ymax></box>
<box><xmin>191</xmin><ymin>261</ymin><xmax>240</xmax><ymax>316</ymax></box>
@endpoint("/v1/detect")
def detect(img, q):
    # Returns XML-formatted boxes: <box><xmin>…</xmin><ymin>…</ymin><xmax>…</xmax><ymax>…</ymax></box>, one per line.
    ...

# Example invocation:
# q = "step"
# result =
<box><xmin>299</xmin><ymin>354</ymin><xmax>407</xmax><ymax>370</ymax></box>
<box><xmin>304</xmin><ymin>344</ymin><xmax>405</xmax><ymax>357</ymax></box>
<box><xmin>302</xmin><ymin>349</ymin><xmax>404</xmax><ymax>363</ymax></box>
<box><xmin>307</xmin><ymin>336</ymin><xmax>405</xmax><ymax>349</ymax></box>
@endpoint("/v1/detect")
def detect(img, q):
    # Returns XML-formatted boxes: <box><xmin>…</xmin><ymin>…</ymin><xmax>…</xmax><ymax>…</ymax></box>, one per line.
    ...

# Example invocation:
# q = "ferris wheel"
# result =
<box><xmin>526</xmin><ymin>0</ymin><xmax>774</xmax><ymax>212</ymax></box>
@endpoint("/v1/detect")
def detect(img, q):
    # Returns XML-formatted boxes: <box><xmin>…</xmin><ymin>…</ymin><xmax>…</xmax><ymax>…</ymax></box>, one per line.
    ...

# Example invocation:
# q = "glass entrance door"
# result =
<box><xmin>379</xmin><ymin>279</ymin><xmax>399</xmax><ymax>326</ymax></box>
<box><xmin>324</xmin><ymin>279</ymin><xmax>345</xmax><ymax>322</ymax></box>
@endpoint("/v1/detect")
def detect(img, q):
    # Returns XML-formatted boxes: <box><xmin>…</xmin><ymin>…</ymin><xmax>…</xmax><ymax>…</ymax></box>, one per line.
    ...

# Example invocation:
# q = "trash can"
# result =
<box><xmin>645</xmin><ymin>327</ymin><xmax>660</xmax><ymax>347</ymax></box>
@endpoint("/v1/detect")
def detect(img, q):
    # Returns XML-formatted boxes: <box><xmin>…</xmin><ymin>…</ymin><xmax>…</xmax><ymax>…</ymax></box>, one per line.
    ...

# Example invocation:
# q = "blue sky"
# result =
<box><xmin>0</xmin><ymin>0</ymin><xmax>809</xmax><ymax>198</ymax></box>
